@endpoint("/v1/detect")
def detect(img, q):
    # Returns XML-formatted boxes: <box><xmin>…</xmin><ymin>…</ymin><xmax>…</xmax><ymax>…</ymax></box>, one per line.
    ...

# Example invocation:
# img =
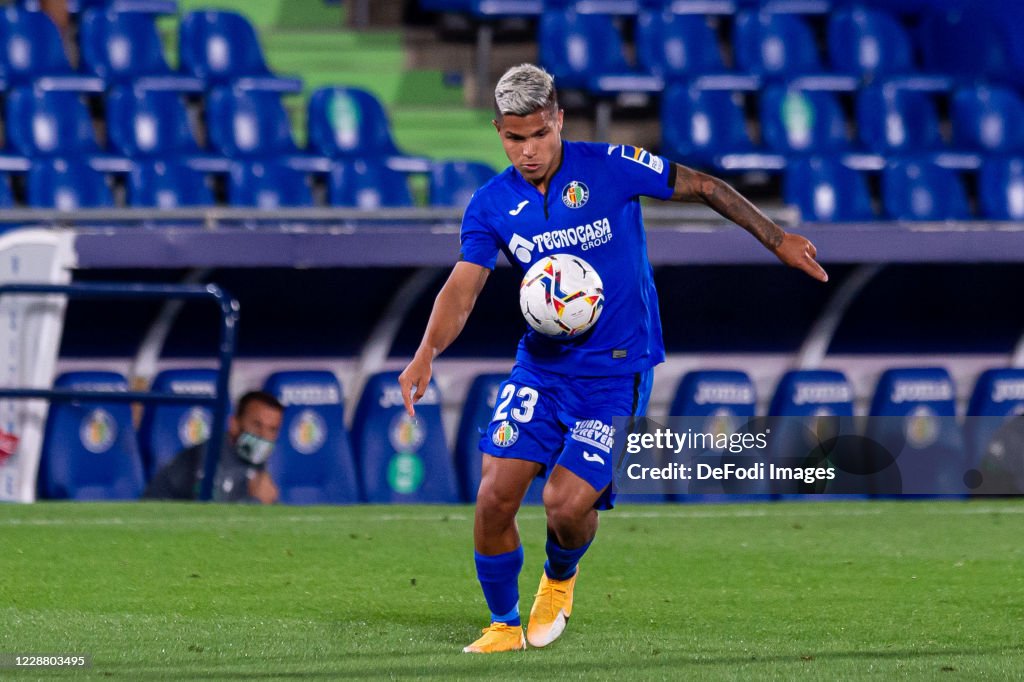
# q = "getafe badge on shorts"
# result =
<box><xmin>492</xmin><ymin>420</ymin><xmax>519</xmax><ymax>448</ymax></box>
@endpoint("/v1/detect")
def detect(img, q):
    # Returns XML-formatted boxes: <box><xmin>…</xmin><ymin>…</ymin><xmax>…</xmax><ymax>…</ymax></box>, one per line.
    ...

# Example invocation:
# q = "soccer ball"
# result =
<box><xmin>519</xmin><ymin>254</ymin><xmax>604</xmax><ymax>338</ymax></box>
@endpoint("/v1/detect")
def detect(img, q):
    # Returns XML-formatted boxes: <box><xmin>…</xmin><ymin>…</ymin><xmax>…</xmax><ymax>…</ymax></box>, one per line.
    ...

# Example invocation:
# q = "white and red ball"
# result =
<box><xmin>519</xmin><ymin>254</ymin><xmax>604</xmax><ymax>338</ymax></box>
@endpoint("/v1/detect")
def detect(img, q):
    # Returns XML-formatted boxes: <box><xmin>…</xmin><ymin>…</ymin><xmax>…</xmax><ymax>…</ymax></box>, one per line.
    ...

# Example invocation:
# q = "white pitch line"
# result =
<box><xmin>0</xmin><ymin>503</ymin><xmax>1021</xmax><ymax>527</ymax></box>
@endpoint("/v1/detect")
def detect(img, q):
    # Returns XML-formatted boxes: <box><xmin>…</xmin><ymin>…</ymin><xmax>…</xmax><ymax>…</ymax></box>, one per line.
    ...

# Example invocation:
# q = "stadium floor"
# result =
<box><xmin>2</xmin><ymin>500</ymin><xmax>1022</xmax><ymax>680</ymax></box>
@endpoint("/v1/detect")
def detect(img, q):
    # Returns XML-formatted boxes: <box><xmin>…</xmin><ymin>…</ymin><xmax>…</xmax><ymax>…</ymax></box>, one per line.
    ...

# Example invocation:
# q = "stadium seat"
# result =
<box><xmin>661</xmin><ymin>83</ymin><xmax>785</xmax><ymax>172</ymax></box>
<box><xmin>37</xmin><ymin>371</ymin><xmax>144</xmax><ymax>500</ymax></box>
<box><xmin>228</xmin><ymin>161</ymin><xmax>313</xmax><ymax>208</ymax></box>
<box><xmin>178</xmin><ymin>10</ymin><xmax>301</xmax><ymax>92</ymax></box>
<box><xmin>205</xmin><ymin>88</ymin><xmax>331</xmax><ymax>172</ymax></box>
<box><xmin>766</xmin><ymin>369</ymin><xmax>860</xmax><ymax>496</ymax></box>
<box><xmin>350</xmin><ymin>371</ymin><xmax>458</xmax><ymax>503</ymax></box>
<box><xmin>784</xmin><ymin>157</ymin><xmax>876</xmax><ymax>222</ymax></box>
<box><xmin>866</xmin><ymin>367</ymin><xmax>968</xmax><ymax>495</ymax></box>
<box><xmin>636</xmin><ymin>10</ymin><xmax>725</xmax><ymax>79</ymax></box>
<box><xmin>0</xmin><ymin>6</ymin><xmax>103</xmax><ymax>91</ymax></box>
<box><xmin>137</xmin><ymin>368</ymin><xmax>218</xmax><ymax>480</ymax></box>
<box><xmin>428</xmin><ymin>160</ymin><xmax>497</xmax><ymax>208</ymax></box>
<box><xmin>79</xmin><ymin>10</ymin><xmax>202</xmax><ymax>91</ymax></box>
<box><xmin>827</xmin><ymin>6</ymin><xmax>916</xmax><ymax>80</ymax></box>
<box><xmin>918</xmin><ymin>9</ymin><xmax>1009</xmax><ymax>80</ymax></box>
<box><xmin>965</xmin><ymin>369</ymin><xmax>1024</xmax><ymax>471</ymax></box>
<box><xmin>306</xmin><ymin>87</ymin><xmax>430</xmax><ymax>173</ymax></box>
<box><xmin>881</xmin><ymin>160</ymin><xmax>970</xmax><ymax>221</ymax></box>
<box><xmin>106</xmin><ymin>88</ymin><xmax>201</xmax><ymax>159</ymax></box>
<box><xmin>951</xmin><ymin>85</ymin><xmax>1024</xmax><ymax>155</ymax></box>
<box><xmin>263</xmin><ymin>371</ymin><xmax>360</xmax><ymax>505</ymax></box>
<box><xmin>760</xmin><ymin>86</ymin><xmax>849</xmax><ymax>154</ymax></box>
<box><xmin>27</xmin><ymin>159</ymin><xmax>114</xmax><ymax>209</ymax></box>
<box><xmin>978</xmin><ymin>158</ymin><xmax>1024</xmax><ymax>221</ymax></box>
<box><xmin>856</xmin><ymin>85</ymin><xmax>943</xmax><ymax>154</ymax></box>
<box><xmin>128</xmin><ymin>160</ymin><xmax>213</xmax><ymax>208</ymax></box>
<box><xmin>328</xmin><ymin>158</ymin><xmax>414</xmax><ymax>209</ymax></box>
<box><xmin>732</xmin><ymin>11</ymin><xmax>822</xmax><ymax>79</ymax></box>
<box><xmin>455</xmin><ymin>373</ymin><xmax>544</xmax><ymax>504</ymax></box>
<box><xmin>5</xmin><ymin>88</ymin><xmax>101</xmax><ymax>158</ymax></box>
<box><xmin>539</xmin><ymin>8</ymin><xmax>653</xmax><ymax>93</ymax></box>
<box><xmin>665</xmin><ymin>370</ymin><xmax>762</xmax><ymax>499</ymax></box>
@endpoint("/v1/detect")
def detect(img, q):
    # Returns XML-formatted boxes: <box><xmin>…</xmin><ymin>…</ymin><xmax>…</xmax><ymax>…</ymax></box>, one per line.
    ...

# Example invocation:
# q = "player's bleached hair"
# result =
<box><xmin>494</xmin><ymin>64</ymin><xmax>558</xmax><ymax>119</ymax></box>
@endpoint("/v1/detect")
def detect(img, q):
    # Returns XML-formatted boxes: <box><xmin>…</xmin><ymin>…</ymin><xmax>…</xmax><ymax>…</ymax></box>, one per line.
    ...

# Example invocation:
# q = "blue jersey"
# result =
<box><xmin>460</xmin><ymin>140</ymin><xmax>676</xmax><ymax>376</ymax></box>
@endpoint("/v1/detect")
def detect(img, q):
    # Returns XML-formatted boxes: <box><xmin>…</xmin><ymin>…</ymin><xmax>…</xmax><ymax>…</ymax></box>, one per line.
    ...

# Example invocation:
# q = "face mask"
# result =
<box><xmin>235</xmin><ymin>431</ymin><xmax>274</xmax><ymax>466</ymax></box>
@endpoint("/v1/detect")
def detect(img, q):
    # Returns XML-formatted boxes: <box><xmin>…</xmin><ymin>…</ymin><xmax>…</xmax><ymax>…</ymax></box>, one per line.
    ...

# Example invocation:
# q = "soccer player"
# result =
<box><xmin>398</xmin><ymin>63</ymin><xmax>827</xmax><ymax>653</ymax></box>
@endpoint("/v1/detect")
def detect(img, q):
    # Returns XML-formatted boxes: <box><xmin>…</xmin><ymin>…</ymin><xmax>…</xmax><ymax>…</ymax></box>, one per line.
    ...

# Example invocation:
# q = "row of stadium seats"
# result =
<box><xmin>37</xmin><ymin>365</ymin><xmax>1024</xmax><ymax>503</ymax></box>
<box><xmin>0</xmin><ymin>157</ymin><xmax>497</xmax><ymax>210</ymax></box>
<box><xmin>0</xmin><ymin>7</ymin><xmax>501</xmax><ymax>209</ymax></box>
<box><xmin>661</xmin><ymin>83</ymin><xmax>1024</xmax><ymax>165</ymax></box>
<box><xmin>538</xmin><ymin>5</ymin><xmax>1017</xmax><ymax>91</ymax></box>
<box><xmin>0</xmin><ymin>6</ymin><xmax>291</xmax><ymax>94</ymax></box>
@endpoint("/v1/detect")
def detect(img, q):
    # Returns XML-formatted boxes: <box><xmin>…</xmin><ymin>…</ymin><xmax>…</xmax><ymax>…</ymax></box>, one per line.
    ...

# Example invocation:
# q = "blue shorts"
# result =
<box><xmin>479</xmin><ymin>364</ymin><xmax>654</xmax><ymax>510</ymax></box>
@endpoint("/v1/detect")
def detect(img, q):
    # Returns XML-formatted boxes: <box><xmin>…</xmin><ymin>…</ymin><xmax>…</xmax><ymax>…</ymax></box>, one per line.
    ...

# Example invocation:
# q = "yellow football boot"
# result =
<box><xmin>462</xmin><ymin>622</ymin><xmax>526</xmax><ymax>654</ymax></box>
<box><xmin>526</xmin><ymin>568</ymin><xmax>578</xmax><ymax>648</ymax></box>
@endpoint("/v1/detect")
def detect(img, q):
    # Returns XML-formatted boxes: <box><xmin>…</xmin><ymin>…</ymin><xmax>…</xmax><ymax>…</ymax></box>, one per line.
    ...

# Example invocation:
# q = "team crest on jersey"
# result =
<box><xmin>620</xmin><ymin>145</ymin><xmax>664</xmax><ymax>174</ymax></box>
<box><xmin>491</xmin><ymin>420</ymin><xmax>519</xmax><ymax>448</ymax></box>
<box><xmin>561</xmin><ymin>181</ymin><xmax>589</xmax><ymax>209</ymax></box>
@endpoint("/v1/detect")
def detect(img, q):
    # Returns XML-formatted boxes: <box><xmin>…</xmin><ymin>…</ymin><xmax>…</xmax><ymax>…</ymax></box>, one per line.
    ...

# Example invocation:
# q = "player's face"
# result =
<box><xmin>493</xmin><ymin>107</ymin><xmax>564</xmax><ymax>190</ymax></box>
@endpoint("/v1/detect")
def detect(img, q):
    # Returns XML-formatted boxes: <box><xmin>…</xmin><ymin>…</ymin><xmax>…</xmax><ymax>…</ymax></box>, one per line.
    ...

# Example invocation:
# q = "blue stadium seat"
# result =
<box><xmin>856</xmin><ymin>85</ymin><xmax>942</xmax><ymax>154</ymax></box>
<box><xmin>128</xmin><ymin>160</ymin><xmax>213</xmax><ymax>208</ymax></box>
<box><xmin>978</xmin><ymin>158</ymin><xmax>1024</xmax><ymax>221</ymax></box>
<box><xmin>919</xmin><ymin>9</ymin><xmax>1009</xmax><ymax>80</ymax></box>
<box><xmin>228</xmin><ymin>161</ymin><xmax>313</xmax><ymax>208</ymax></box>
<box><xmin>827</xmin><ymin>6</ymin><xmax>915</xmax><ymax>80</ymax></box>
<box><xmin>661</xmin><ymin>84</ymin><xmax>785</xmax><ymax>172</ymax></box>
<box><xmin>5</xmin><ymin>88</ymin><xmax>101</xmax><ymax>158</ymax></box>
<box><xmin>636</xmin><ymin>10</ymin><xmax>724</xmax><ymax>79</ymax></box>
<box><xmin>306</xmin><ymin>87</ymin><xmax>396</xmax><ymax>158</ymax></box>
<box><xmin>866</xmin><ymin>367</ymin><xmax>968</xmax><ymax>495</ymax></box>
<box><xmin>79</xmin><ymin>10</ymin><xmax>202</xmax><ymax>91</ymax></box>
<box><xmin>28</xmin><ymin>159</ymin><xmax>114</xmax><ymax>209</ymax></box>
<box><xmin>881</xmin><ymin>160</ymin><xmax>970</xmax><ymax>221</ymax></box>
<box><xmin>37</xmin><ymin>371</ymin><xmax>144</xmax><ymax>500</ymax></box>
<box><xmin>767</xmin><ymin>369</ymin><xmax>860</xmax><ymax>496</ymax></box>
<box><xmin>328</xmin><ymin>158</ymin><xmax>414</xmax><ymax>209</ymax></box>
<box><xmin>351</xmin><ymin>371</ymin><xmax>458</xmax><ymax>503</ymax></box>
<box><xmin>732</xmin><ymin>11</ymin><xmax>821</xmax><ymax>79</ymax></box>
<box><xmin>666</xmin><ymin>370</ymin><xmax>762</xmax><ymax>499</ymax></box>
<box><xmin>760</xmin><ymin>86</ymin><xmax>849</xmax><ymax>154</ymax></box>
<box><xmin>137</xmin><ymin>368</ymin><xmax>218</xmax><ymax>480</ymax></box>
<box><xmin>0</xmin><ymin>6</ymin><xmax>103</xmax><ymax>91</ymax></box>
<box><xmin>263</xmin><ymin>371</ymin><xmax>360</xmax><ymax>505</ymax></box>
<box><xmin>538</xmin><ymin>9</ymin><xmax>634</xmax><ymax>91</ymax></box>
<box><xmin>951</xmin><ymin>85</ymin><xmax>1024</xmax><ymax>155</ymax></box>
<box><xmin>178</xmin><ymin>10</ymin><xmax>301</xmax><ymax>92</ymax></box>
<box><xmin>428</xmin><ymin>160</ymin><xmax>497</xmax><ymax>208</ymax></box>
<box><xmin>455</xmin><ymin>373</ymin><xmax>545</xmax><ymax>504</ymax></box>
<box><xmin>206</xmin><ymin>88</ymin><xmax>330</xmax><ymax>172</ymax></box>
<box><xmin>965</xmin><ymin>368</ymin><xmax>1024</xmax><ymax>468</ymax></box>
<box><xmin>784</xmin><ymin>157</ymin><xmax>876</xmax><ymax>222</ymax></box>
<box><xmin>106</xmin><ymin>88</ymin><xmax>202</xmax><ymax>159</ymax></box>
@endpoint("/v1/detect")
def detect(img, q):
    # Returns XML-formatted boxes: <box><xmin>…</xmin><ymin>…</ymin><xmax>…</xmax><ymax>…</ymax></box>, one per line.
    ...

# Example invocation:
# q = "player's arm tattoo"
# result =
<box><xmin>670</xmin><ymin>163</ymin><xmax>784</xmax><ymax>250</ymax></box>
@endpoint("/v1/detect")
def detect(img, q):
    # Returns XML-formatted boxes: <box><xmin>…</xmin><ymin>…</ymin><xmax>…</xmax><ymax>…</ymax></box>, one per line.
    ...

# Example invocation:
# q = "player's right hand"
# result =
<box><xmin>398</xmin><ymin>355</ymin><xmax>432</xmax><ymax>417</ymax></box>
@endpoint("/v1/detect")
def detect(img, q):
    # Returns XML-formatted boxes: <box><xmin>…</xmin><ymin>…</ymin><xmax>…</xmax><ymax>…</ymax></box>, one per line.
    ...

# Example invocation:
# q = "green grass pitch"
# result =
<box><xmin>1</xmin><ymin>499</ymin><xmax>1022</xmax><ymax>680</ymax></box>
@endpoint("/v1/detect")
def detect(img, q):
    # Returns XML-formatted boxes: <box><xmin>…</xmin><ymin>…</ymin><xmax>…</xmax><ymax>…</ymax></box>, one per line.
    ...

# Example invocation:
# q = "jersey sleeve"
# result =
<box><xmin>606</xmin><ymin>144</ymin><xmax>676</xmax><ymax>201</ymax></box>
<box><xmin>459</xmin><ymin>195</ymin><xmax>502</xmax><ymax>270</ymax></box>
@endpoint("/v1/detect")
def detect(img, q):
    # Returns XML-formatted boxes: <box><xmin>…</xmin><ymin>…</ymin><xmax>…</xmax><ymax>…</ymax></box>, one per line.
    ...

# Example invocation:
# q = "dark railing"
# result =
<box><xmin>0</xmin><ymin>282</ymin><xmax>239</xmax><ymax>501</ymax></box>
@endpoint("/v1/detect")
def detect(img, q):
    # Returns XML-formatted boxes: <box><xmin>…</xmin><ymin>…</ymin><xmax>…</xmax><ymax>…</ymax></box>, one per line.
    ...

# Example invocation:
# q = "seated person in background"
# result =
<box><xmin>144</xmin><ymin>390</ymin><xmax>284</xmax><ymax>504</ymax></box>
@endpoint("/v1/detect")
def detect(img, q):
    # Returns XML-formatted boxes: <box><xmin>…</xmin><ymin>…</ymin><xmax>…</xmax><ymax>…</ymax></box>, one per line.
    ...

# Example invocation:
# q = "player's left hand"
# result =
<box><xmin>772</xmin><ymin>232</ymin><xmax>828</xmax><ymax>282</ymax></box>
<box><xmin>248</xmin><ymin>470</ymin><xmax>279</xmax><ymax>505</ymax></box>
